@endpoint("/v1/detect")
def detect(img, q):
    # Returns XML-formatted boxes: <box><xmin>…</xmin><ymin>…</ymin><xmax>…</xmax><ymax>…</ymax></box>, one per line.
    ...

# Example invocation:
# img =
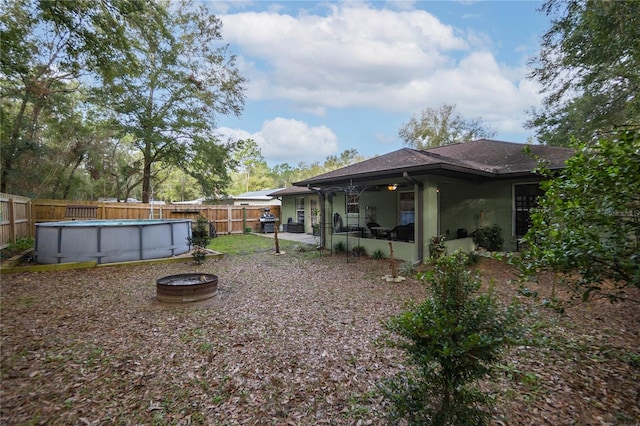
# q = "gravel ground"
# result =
<box><xmin>1</xmin><ymin>250</ymin><xmax>638</xmax><ymax>425</ymax></box>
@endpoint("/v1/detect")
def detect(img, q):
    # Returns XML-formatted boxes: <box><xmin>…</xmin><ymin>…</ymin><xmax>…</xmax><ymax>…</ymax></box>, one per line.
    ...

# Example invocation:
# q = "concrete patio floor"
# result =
<box><xmin>254</xmin><ymin>231</ymin><xmax>319</xmax><ymax>245</ymax></box>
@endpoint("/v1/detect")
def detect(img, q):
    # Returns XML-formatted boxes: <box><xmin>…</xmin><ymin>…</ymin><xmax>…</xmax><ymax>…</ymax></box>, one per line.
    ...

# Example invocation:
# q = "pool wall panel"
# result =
<box><xmin>34</xmin><ymin>220</ymin><xmax>192</xmax><ymax>264</ymax></box>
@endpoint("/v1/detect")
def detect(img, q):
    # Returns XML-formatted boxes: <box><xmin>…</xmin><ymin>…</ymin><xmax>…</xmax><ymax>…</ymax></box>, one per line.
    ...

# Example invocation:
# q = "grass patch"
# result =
<box><xmin>207</xmin><ymin>234</ymin><xmax>305</xmax><ymax>255</ymax></box>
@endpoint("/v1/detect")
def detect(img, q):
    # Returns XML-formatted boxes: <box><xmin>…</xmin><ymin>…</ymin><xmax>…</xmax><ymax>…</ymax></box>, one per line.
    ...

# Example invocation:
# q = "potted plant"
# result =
<box><xmin>312</xmin><ymin>208</ymin><xmax>320</xmax><ymax>235</ymax></box>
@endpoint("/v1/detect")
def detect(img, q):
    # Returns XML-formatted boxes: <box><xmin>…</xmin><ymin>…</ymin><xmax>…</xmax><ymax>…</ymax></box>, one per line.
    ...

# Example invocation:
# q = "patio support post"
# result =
<box><xmin>403</xmin><ymin>172</ymin><xmax>424</xmax><ymax>263</ymax></box>
<box><xmin>309</xmin><ymin>186</ymin><xmax>325</xmax><ymax>248</ymax></box>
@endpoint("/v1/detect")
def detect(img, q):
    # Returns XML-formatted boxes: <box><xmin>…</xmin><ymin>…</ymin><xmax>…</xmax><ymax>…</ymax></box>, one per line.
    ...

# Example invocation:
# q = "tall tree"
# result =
<box><xmin>527</xmin><ymin>0</ymin><xmax>640</xmax><ymax>146</ymax></box>
<box><xmin>270</xmin><ymin>163</ymin><xmax>295</xmax><ymax>188</ymax></box>
<box><xmin>232</xmin><ymin>139</ymin><xmax>264</xmax><ymax>193</ymax></box>
<box><xmin>93</xmin><ymin>0</ymin><xmax>245</xmax><ymax>202</ymax></box>
<box><xmin>323</xmin><ymin>149</ymin><xmax>364</xmax><ymax>170</ymax></box>
<box><xmin>0</xmin><ymin>0</ymin><xmax>152</xmax><ymax>194</ymax></box>
<box><xmin>39</xmin><ymin>94</ymin><xmax>100</xmax><ymax>199</ymax></box>
<box><xmin>520</xmin><ymin>130</ymin><xmax>640</xmax><ymax>300</ymax></box>
<box><xmin>399</xmin><ymin>104</ymin><xmax>496</xmax><ymax>149</ymax></box>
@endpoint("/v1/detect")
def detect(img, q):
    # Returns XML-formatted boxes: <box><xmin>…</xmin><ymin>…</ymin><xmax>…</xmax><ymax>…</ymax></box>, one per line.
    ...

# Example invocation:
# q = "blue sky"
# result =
<box><xmin>209</xmin><ymin>1</ymin><xmax>551</xmax><ymax>167</ymax></box>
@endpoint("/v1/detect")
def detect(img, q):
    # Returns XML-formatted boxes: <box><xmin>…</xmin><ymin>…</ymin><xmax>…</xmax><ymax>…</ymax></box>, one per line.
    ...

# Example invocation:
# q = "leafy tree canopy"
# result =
<box><xmin>91</xmin><ymin>0</ymin><xmax>246</xmax><ymax>202</ymax></box>
<box><xmin>0</xmin><ymin>0</ymin><xmax>156</xmax><ymax>193</ymax></box>
<box><xmin>399</xmin><ymin>103</ymin><xmax>496</xmax><ymax>150</ymax></box>
<box><xmin>527</xmin><ymin>0</ymin><xmax>640</xmax><ymax>146</ymax></box>
<box><xmin>521</xmin><ymin>130</ymin><xmax>640</xmax><ymax>301</ymax></box>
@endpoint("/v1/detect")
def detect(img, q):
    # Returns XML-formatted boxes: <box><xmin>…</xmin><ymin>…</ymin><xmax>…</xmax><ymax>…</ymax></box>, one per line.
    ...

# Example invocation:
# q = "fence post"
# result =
<box><xmin>9</xmin><ymin>198</ymin><xmax>16</xmax><ymax>245</ymax></box>
<box><xmin>243</xmin><ymin>207</ymin><xmax>247</xmax><ymax>233</ymax></box>
<box><xmin>27</xmin><ymin>199</ymin><xmax>34</xmax><ymax>238</ymax></box>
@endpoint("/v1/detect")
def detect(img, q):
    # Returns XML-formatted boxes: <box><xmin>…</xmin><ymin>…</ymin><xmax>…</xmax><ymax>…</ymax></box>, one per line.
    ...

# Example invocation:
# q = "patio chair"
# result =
<box><xmin>390</xmin><ymin>224</ymin><xmax>414</xmax><ymax>242</ymax></box>
<box><xmin>367</xmin><ymin>222</ymin><xmax>382</xmax><ymax>239</ymax></box>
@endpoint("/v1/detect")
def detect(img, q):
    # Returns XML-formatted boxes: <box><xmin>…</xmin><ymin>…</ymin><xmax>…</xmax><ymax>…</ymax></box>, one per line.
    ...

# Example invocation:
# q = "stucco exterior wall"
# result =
<box><xmin>279</xmin><ymin>196</ymin><xmax>297</xmax><ymax>229</ymax></box>
<box><xmin>437</xmin><ymin>178</ymin><xmax>541</xmax><ymax>252</ymax></box>
<box><xmin>278</xmin><ymin>194</ymin><xmax>320</xmax><ymax>233</ymax></box>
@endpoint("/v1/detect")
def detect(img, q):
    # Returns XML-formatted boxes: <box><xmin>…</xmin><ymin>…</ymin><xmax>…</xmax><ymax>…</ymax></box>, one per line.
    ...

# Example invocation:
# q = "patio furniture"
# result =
<box><xmin>65</xmin><ymin>204</ymin><xmax>97</xmax><ymax>219</ymax></box>
<box><xmin>389</xmin><ymin>224</ymin><xmax>414</xmax><ymax>242</ymax></box>
<box><xmin>367</xmin><ymin>222</ymin><xmax>382</xmax><ymax>238</ymax></box>
<box><xmin>285</xmin><ymin>218</ymin><xmax>305</xmax><ymax>233</ymax></box>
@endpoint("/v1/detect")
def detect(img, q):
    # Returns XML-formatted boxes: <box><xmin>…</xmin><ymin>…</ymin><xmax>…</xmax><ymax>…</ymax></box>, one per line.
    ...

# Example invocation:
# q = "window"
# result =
<box><xmin>347</xmin><ymin>194</ymin><xmax>359</xmax><ymax>215</ymax></box>
<box><xmin>514</xmin><ymin>184</ymin><xmax>544</xmax><ymax>236</ymax></box>
<box><xmin>296</xmin><ymin>197</ymin><xmax>305</xmax><ymax>223</ymax></box>
<box><xmin>399</xmin><ymin>191</ymin><xmax>415</xmax><ymax>225</ymax></box>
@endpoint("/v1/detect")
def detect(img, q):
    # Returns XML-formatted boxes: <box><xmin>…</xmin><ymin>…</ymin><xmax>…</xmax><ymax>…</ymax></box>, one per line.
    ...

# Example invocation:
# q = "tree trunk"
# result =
<box><xmin>142</xmin><ymin>155</ymin><xmax>152</xmax><ymax>203</ymax></box>
<box><xmin>62</xmin><ymin>154</ymin><xmax>85</xmax><ymax>198</ymax></box>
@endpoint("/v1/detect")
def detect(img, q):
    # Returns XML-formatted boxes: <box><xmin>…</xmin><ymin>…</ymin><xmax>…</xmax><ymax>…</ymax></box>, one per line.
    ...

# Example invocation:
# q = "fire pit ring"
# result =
<box><xmin>156</xmin><ymin>273</ymin><xmax>218</xmax><ymax>303</ymax></box>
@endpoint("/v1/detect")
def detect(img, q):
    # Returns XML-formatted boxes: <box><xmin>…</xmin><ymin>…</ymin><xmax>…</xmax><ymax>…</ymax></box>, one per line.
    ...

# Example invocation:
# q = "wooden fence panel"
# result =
<box><xmin>31</xmin><ymin>200</ymin><xmax>280</xmax><ymax>235</ymax></box>
<box><xmin>1</xmin><ymin>197</ymin><xmax>281</xmax><ymax>250</ymax></box>
<box><xmin>0</xmin><ymin>193</ymin><xmax>33</xmax><ymax>249</ymax></box>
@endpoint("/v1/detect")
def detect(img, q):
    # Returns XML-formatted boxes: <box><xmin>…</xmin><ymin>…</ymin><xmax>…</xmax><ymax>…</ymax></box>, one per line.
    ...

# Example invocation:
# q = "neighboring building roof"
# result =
<box><xmin>268</xmin><ymin>186</ymin><xmax>316</xmax><ymax>197</ymax></box>
<box><xmin>171</xmin><ymin>197</ymin><xmax>206</xmax><ymax>205</ymax></box>
<box><xmin>295</xmin><ymin>139</ymin><xmax>574</xmax><ymax>186</ymax></box>
<box><xmin>231</xmin><ymin>189</ymin><xmax>282</xmax><ymax>200</ymax></box>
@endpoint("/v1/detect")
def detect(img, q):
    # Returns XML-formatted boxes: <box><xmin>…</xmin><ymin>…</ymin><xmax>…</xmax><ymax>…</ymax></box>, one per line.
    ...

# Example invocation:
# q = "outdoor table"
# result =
<box><xmin>370</xmin><ymin>226</ymin><xmax>392</xmax><ymax>239</ymax></box>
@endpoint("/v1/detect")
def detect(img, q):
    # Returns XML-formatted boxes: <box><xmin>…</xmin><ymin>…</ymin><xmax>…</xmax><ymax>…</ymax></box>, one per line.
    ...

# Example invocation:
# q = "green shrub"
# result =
<box><xmin>466</xmin><ymin>251</ymin><xmax>480</xmax><ymax>265</ymax></box>
<box><xmin>352</xmin><ymin>245</ymin><xmax>366</xmax><ymax>257</ymax></box>
<box><xmin>372</xmin><ymin>249</ymin><xmax>385</xmax><ymax>260</ymax></box>
<box><xmin>399</xmin><ymin>261</ymin><xmax>418</xmax><ymax>277</ymax></box>
<box><xmin>188</xmin><ymin>216</ymin><xmax>211</xmax><ymax>264</ymax></box>
<box><xmin>380</xmin><ymin>251</ymin><xmax>521</xmax><ymax>425</ymax></box>
<box><xmin>472</xmin><ymin>225</ymin><xmax>504</xmax><ymax>251</ymax></box>
<box><xmin>428</xmin><ymin>235</ymin><xmax>447</xmax><ymax>260</ymax></box>
<box><xmin>333</xmin><ymin>241</ymin><xmax>346</xmax><ymax>253</ymax></box>
<box><xmin>0</xmin><ymin>237</ymin><xmax>34</xmax><ymax>260</ymax></box>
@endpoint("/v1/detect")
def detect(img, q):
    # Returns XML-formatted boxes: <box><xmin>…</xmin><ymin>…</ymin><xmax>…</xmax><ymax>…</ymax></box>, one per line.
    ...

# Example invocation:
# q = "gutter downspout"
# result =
<box><xmin>403</xmin><ymin>172</ymin><xmax>424</xmax><ymax>263</ymax></box>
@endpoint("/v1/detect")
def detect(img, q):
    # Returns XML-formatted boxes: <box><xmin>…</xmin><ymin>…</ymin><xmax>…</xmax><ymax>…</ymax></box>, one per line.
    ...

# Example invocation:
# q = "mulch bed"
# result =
<box><xmin>1</xmin><ymin>251</ymin><xmax>638</xmax><ymax>425</ymax></box>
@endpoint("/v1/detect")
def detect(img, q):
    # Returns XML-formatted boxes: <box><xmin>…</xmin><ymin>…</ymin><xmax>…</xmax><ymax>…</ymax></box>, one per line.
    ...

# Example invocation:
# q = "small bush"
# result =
<box><xmin>466</xmin><ymin>251</ymin><xmax>480</xmax><ymax>265</ymax></box>
<box><xmin>188</xmin><ymin>216</ymin><xmax>211</xmax><ymax>264</ymax></box>
<box><xmin>0</xmin><ymin>238</ymin><xmax>34</xmax><ymax>260</ymax></box>
<box><xmin>372</xmin><ymin>249</ymin><xmax>385</xmax><ymax>260</ymax></box>
<box><xmin>380</xmin><ymin>251</ymin><xmax>521</xmax><ymax>425</ymax></box>
<box><xmin>333</xmin><ymin>241</ymin><xmax>346</xmax><ymax>253</ymax></box>
<box><xmin>352</xmin><ymin>245</ymin><xmax>366</xmax><ymax>257</ymax></box>
<box><xmin>472</xmin><ymin>225</ymin><xmax>504</xmax><ymax>251</ymax></box>
<box><xmin>399</xmin><ymin>261</ymin><xmax>418</xmax><ymax>277</ymax></box>
<box><xmin>428</xmin><ymin>235</ymin><xmax>447</xmax><ymax>260</ymax></box>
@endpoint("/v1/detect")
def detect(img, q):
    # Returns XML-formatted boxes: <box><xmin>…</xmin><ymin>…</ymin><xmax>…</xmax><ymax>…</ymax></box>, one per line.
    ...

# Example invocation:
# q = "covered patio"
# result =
<box><xmin>291</xmin><ymin>140</ymin><xmax>574</xmax><ymax>263</ymax></box>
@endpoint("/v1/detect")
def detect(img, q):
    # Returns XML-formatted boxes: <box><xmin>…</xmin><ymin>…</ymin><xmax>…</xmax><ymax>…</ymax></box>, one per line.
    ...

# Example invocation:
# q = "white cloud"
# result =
<box><xmin>220</xmin><ymin>3</ymin><xmax>540</xmax><ymax>121</ymax></box>
<box><xmin>220</xmin><ymin>4</ymin><xmax>468</xmax><ymax>109</ymax></box>
<box><xmin>216</xmin><ymin>118</ymin><xmax>338</xmax><ymax>165</ymax></box>
<box><xmin>217</xmin><ymin>2</ymin><xmax>544</xmax><ymax>149</ymax></box>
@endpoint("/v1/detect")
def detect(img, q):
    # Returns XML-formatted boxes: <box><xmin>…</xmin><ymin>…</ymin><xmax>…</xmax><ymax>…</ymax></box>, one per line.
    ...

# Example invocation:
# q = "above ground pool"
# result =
<box><xmin>34</xmin><ymin>219</ymin><xmax>192</xmax><ymax>264</ymax></box>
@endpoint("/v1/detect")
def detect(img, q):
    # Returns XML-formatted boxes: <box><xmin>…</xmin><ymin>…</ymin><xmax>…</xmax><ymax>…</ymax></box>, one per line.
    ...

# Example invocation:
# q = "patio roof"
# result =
<box><xmin>294</xmin><ymin>139</ymin><xmax>574</xmax><ymax>187</ymax></box>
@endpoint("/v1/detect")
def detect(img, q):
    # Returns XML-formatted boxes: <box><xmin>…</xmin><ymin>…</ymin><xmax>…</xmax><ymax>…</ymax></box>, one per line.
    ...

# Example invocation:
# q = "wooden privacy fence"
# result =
<box><xmin>33</xmin><ymin>200</ymin><xmax>280</xmax><ymax>235</ymax></box>
<box><xmin>1</xmin><ymin>193</ymin><xmax>33</xmax><ymax>250</ymax></box>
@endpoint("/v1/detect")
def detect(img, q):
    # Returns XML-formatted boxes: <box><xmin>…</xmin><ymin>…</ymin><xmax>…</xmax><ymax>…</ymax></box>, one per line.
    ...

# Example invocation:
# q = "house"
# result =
<box><xmin>268</xmin><ymin>186</ymin><xmax>320</xmax><ymax>234</ymax></box>
<box><xmin>285</xmin><ymin>139</ymin><xmax>574</xmax><ymax>262</ymax></box>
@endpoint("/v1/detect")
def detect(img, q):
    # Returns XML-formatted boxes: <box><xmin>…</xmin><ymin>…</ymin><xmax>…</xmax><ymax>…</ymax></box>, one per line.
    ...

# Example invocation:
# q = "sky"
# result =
<box><xmin>208</xmin><ymin>1</ymin><xmax>551</xmax><ymax>167</ymax></box>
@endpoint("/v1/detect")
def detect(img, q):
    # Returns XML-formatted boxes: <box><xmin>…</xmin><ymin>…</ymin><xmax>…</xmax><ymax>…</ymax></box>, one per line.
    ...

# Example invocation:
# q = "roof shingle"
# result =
<box><xmin>295</xmin><ymin>139</ymin><xmax>574</xmax><ymax>186</ymax></box>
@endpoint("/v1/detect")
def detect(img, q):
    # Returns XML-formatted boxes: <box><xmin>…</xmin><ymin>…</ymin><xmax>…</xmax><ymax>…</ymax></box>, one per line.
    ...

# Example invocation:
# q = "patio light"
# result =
<box><xmin>387</xmin><ymin>184</ymin><xmax>398</xmax><ymax>191</ymax></box>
